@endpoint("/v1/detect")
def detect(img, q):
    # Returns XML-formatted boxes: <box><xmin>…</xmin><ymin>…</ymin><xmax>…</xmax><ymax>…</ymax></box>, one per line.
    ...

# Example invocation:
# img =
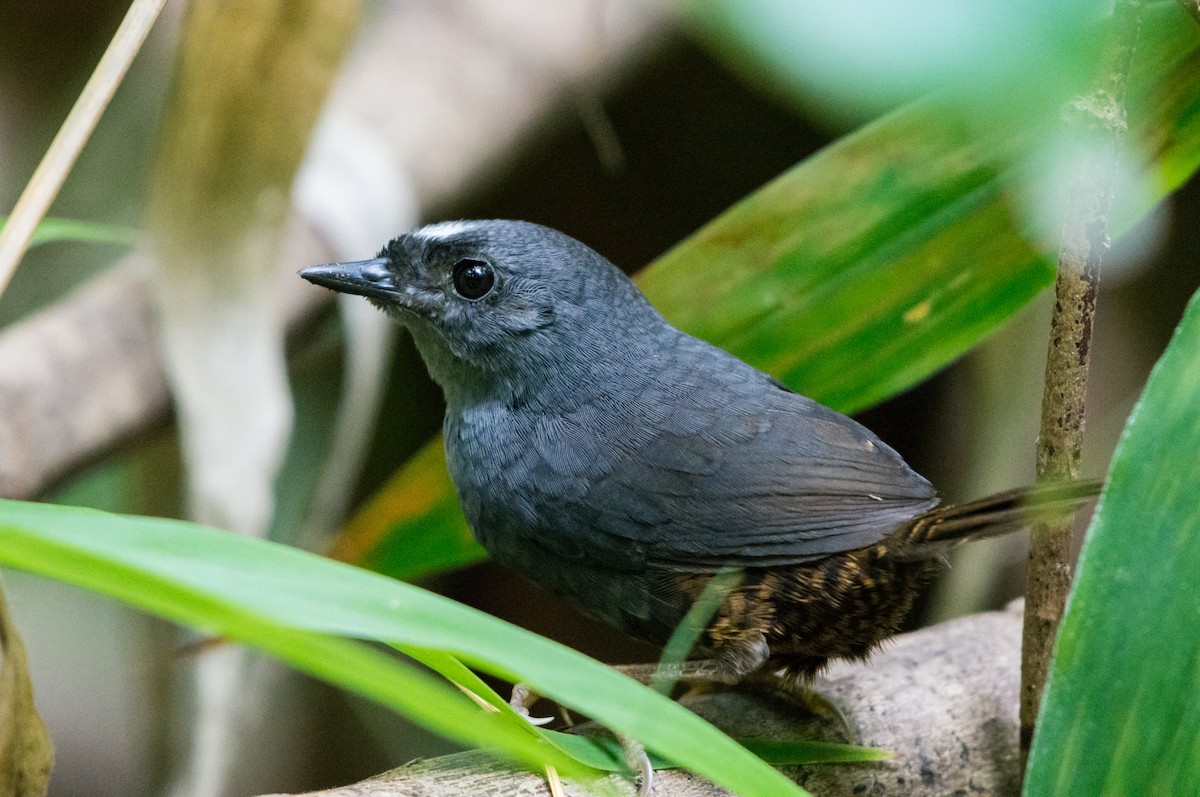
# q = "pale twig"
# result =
<box><xmin>0</xmin><ymin>0</ymin><xmax>166</xmax><ymax>299</ymax></box>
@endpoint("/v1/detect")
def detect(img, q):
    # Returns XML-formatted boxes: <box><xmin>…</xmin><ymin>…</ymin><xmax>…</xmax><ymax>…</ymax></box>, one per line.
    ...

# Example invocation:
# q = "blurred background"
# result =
<box><xmin>0</xmin><ymin>0</ymin><xmax>1196</xmax><ymax>795</ymax></box>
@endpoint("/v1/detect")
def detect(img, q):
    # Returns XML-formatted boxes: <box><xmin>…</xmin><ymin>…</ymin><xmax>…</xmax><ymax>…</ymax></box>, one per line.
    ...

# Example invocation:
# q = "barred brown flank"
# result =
<box><xmin>663</xmin><ymin>479</ymin><xmax>1099</xmax><ymax>682</ymax></box>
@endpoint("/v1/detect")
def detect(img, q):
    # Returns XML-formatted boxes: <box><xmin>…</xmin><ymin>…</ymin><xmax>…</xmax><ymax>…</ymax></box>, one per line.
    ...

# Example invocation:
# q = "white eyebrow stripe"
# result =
<box><xmin>415</xmin><ymin>220</ymin><xmax>477</xmax><ymax>241</ymax></box>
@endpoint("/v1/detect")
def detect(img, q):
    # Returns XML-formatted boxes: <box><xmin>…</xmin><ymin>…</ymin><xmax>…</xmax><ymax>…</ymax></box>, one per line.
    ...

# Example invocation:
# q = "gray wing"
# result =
<box><xmin>515</xmin><ymin>336</ymin><xmax>939</xmax><ymax>572</ymax></box>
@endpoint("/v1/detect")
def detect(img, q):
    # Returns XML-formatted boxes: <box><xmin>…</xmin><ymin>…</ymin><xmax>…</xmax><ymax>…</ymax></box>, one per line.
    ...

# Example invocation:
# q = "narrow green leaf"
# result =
<box><xmin>397</xmin><ymin>645</ymin><xmax>514</xmax><ymax>715</ymax></box>
<box><xmin>395</xmin><ymin>645</ymin><xmax>624</xmax><ymax>777</ymax></box>
<box><xmin>0</xmin><ymin>511</ymin><xmax>584</xmax><ymax>778</ymax></box>
<box><xmin>683</xmin><ymin>0</ymin><xmax>1101</xmax><ymax>122</ymax></box>
<box><xmin>0</xmin><ymin>216</ymin><xmax>140</xmax><ymax>249</ymax></box>
<box><xmin>738</xmin><ymin>738</ymin><xmax>894</xmax><ymax>766</ymax></box>
<box><xmin>652</xmin><ymin>567</ymin><xmax>740</xmax><ymax>695</ymax></box>
<box><xmin>639</xmin><ymin>101</ymin><xmax>1048</xmax><ymax>413</ymax></box>
<box><xmin>400</xmin><ymin>643</ymin><xmax>889</xmax><ymax>773</ymax></box>
<box><xmin>0</xmin><ymin>500</ymin><xmax>808</xmax><ymax>797</ymax></box>
<box><xmin>1025</xmin><ymin>285</ymin><xmax>1200</xmax><ymax>795</ymax></box>
<box><xmin>545</xmin><ymin>730</ymin><xmax>891</xmax><ymax>772</ymax></box>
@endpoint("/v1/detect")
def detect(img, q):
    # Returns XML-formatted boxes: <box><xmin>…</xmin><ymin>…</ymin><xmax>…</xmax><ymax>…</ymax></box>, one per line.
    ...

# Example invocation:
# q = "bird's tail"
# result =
<box><xmin>889</xmin><ymin>479</ymin><xmax>1103</xmax><ymax>559</ymax></box>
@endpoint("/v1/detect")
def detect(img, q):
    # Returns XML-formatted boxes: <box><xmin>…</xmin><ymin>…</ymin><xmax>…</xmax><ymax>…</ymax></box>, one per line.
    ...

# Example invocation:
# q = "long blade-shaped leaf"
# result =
<box><xmin>0</xmin><ymin>509</ymin><xmax>583</xmax><ymax>777</ymax></box>
<box><xmin>0</xmin><ymin>216</ymin><xmax>139</xmax><ymax>250</ymax></box>
<box><xmin>0</xmin><ymin>500</ymin><xmax>808</xmax><ymax>797</ymax></box>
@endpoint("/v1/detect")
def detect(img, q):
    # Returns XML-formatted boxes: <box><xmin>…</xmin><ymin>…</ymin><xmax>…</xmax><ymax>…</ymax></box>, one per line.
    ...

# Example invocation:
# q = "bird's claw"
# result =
<box><xmin>509</xmin><ymin>682</ymin><xmax>555</xmax><ymax>726</ymax></box>
<box><xmin>620</xmin><ymin>734</ymin><xmax>654</xmax><ymax>797</ymax></box>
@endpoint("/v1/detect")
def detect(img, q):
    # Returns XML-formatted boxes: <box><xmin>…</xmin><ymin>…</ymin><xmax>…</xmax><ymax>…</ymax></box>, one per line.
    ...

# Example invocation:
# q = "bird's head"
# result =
<box><xmin>300</xmin><ymin>219</ymin><xmax>660</xmax><ymax>406</ymax></box>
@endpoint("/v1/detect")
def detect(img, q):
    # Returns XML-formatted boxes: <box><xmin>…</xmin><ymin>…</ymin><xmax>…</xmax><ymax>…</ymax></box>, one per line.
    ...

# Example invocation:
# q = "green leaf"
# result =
<box><xmin>0</xmin><ymin>215</ymin><xmax>140</xmax><ymax>249</ymax></box>
<box><xmin>544</xmin><ymin>730</ymin><xmax>891</xmax><ymax>772</ymax></box>
<box><xmin>0</xmin><ymin>504</ymin><xmax>579</xmax><ymax>778</ymax></box>
<box><xmin>0</xmin><ymin>500</ymin><xmax>808</xmax><ymax>797</ymax></box>
<box><xmin>398</xmin><ymin>645</ymin><xmax>889</xmax><ymax>773</ymax></box>
<box><xmin>1024</xmin><ymin>284</ymin><xmax>1200</xmax><ymax>795</ymax></box>
<box><xmin>682</xmin><ymin>0</ymin><xmax>1103</xmax><ymax>122</ymax></box>
<box><xmin>652</xmin><ymin>567</ymin><xmax>740</xmax><ymax>695</ymax></box>
<box><xmin>328</xmin><ymin>440</ymin><xmax>484</xmax><ymax>574</ymax></box>
<box><xmin>639</xmin><ymin>101</ymin><xmax>1048</xmax><ymax>414</ymax></box>
<box><xmin>738</xmin><ymin>738</ymin><xmax>893</xmax><ymax>766</ymax></box>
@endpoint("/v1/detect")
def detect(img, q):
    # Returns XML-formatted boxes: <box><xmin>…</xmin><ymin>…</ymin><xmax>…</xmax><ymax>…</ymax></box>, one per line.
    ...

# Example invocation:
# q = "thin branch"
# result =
<box><xmin>0</xmin><ymin>0</ymin><xmax>166</xmax><ymax>299</ymax></box>
<box><xmin>1020</xmin><ymin>0</ymin><xmax>1145</xmax><ymax>769</ymax></box>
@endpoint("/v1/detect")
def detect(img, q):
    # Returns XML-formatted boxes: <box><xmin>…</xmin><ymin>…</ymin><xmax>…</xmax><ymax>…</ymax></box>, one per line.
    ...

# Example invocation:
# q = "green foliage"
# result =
<box><xmin>640</xmin><ymin>101</ymin><xmax>1049</xmax><ymax>414</ymax></box>
<box><xmin>683</xmin><ymin>0</ymin><xmax>1103</xmax><ymax>122</ymax></box>
<box><xmin>1024</xmin><ymin>286</ymin><xmax>1200</xmax><ymax>795</ymax></box>
<box><xmin>0</xmin><ymin>216</ymin><xmax>138</xmax><ymax>250</ymax></box>
<box><xmin>0</xmin><ymin>499</ymin><xmax>871</xmax><ymax>797</ymax></box>
<box><xmin>545</xmin><ymin>731</ymin><xmax>891</xmax><ymax>773</ymax></box>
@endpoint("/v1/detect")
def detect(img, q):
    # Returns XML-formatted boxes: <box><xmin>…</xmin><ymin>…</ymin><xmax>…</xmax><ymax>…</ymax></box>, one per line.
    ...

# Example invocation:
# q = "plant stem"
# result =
<box><xmin>1020</xmin><ymin>0</ymin><xmax>1145</xmax><ymax>771</ymax></box>
<box><xmin>0</xmin><ymin>0</ymin><xmax>166</xmax><ymax>300</ymax></box>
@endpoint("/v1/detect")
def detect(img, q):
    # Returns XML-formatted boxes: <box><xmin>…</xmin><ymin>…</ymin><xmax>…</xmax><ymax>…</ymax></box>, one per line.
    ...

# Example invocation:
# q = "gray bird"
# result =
<box><xmin>300</xmin><ymin>219</ymin><xmax>1097</xmax><ymax>683</ymax></box>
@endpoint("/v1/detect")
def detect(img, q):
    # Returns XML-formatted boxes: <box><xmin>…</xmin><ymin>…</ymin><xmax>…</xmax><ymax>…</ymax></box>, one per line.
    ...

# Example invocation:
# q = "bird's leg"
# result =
<box><xmin>614</xmin><ymin>658</ymin><xmax>735</xmax><ymax>691</ymax></box>
<box><xmin>741</xmin><ymin>669</ymin><xmax>854</xmax><ymax>743</ymax></box>
<box><xmin>618</xmin><ymin>655</ymin><xmax>854</xmax><ymax>743</ymax></box>
<box><xmin>615</xmin><ymin>630</ymin><xmax>769</xmax><ymax>692</ymax></box>
<box><xmin>710</xmin><ymin>612</ymin><xmax>855</xmax><ymax>741</ymax></box>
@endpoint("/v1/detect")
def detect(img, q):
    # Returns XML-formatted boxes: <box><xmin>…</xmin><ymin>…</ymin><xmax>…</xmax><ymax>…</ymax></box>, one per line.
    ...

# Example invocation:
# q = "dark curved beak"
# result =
<box><xmin>299</xmin><ymin>258</ymin><xmax>397</xmax><ymax>301</ymax></box>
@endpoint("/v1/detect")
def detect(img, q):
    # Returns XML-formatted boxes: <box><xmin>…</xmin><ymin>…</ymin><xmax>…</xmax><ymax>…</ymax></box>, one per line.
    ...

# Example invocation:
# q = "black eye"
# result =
<box><xmin>451</xmin><ymin>258</ymin><xmax>495</xmax><ymax>300</ymax></box>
